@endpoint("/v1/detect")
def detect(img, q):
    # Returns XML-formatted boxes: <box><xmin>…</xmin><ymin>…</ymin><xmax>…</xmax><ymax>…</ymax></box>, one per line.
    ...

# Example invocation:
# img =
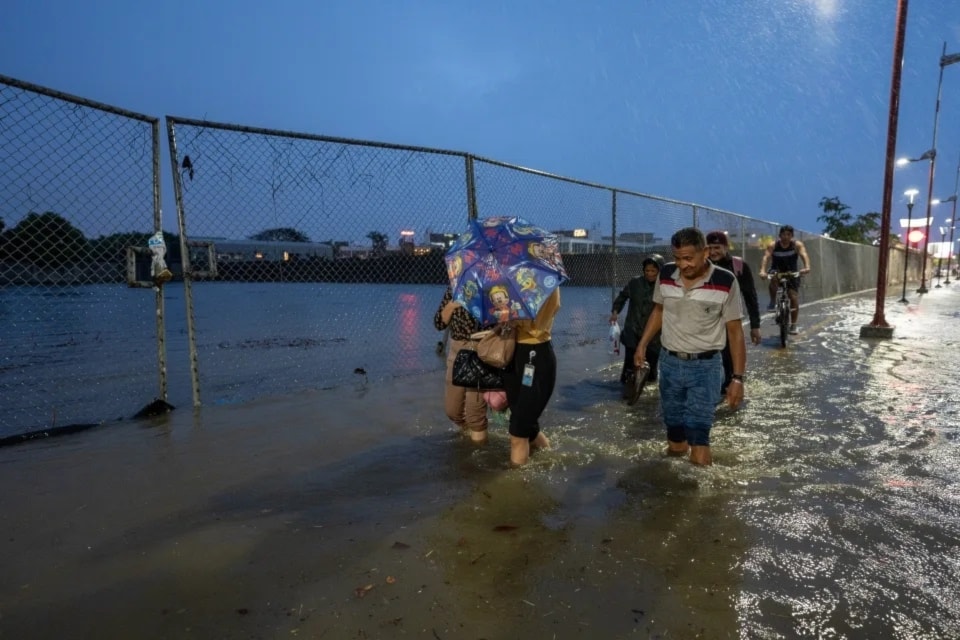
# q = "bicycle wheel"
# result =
<box><xmin>778</xmin><ymin>299</ymin><xmax>789</xmax><ymax>348</ymax></box>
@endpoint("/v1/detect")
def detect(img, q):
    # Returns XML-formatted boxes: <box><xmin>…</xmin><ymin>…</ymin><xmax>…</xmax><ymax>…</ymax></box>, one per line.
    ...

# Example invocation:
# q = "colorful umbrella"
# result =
<box><xmin>445</xmin><ymin>216</ymin><xmax>568</xmax><ymax>326</ymax></box>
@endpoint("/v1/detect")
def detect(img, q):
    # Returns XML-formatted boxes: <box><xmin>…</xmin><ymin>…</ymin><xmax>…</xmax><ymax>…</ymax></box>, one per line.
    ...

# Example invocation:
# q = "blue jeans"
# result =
<box><xmin>658</xmin><ymin>349</ymin><xmax>723</xmax><ymax>446</ymax></box>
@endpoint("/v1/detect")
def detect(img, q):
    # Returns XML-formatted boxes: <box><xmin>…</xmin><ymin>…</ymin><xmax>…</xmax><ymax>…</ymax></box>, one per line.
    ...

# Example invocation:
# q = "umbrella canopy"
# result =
<box><xmin>445</xmin><ymin>216</ymin><xmax>568</xmax><ymax>326</ymax></box>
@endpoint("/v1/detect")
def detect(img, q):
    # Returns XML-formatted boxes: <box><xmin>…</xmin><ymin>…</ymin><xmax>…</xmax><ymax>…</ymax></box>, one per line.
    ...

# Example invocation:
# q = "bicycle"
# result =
<box><xmin>771</xmin><ymin>271</ymin><xmax>800</xmax><ymax>348</ymax></box>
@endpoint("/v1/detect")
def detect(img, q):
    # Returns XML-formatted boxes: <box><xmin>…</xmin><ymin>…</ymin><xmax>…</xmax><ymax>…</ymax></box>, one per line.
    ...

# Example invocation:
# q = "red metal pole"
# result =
<box><xmin>864</xmin><ymin>0</ymin><xmax>909</xmax><ymax>334</ymax></box>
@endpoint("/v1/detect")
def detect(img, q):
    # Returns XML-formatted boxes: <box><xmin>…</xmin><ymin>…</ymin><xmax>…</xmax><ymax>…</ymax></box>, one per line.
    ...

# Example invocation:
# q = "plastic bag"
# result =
<box><xmin>483</xmin><ymin>390</ymin><xmax>509</xmax><ymax>412</ymax></box>
<box><xmin>148</xmin><ymin>231</ymin><xmax>173</xmax><ymax>285</ymax></box>
<box><xmin>609</xmin><ymin>321</ymin><xmax>621</xmax><ymax>355</ymax></box>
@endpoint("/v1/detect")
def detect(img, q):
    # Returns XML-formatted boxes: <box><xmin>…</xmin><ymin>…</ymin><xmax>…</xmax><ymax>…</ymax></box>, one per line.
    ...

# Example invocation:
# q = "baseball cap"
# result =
<box><xmin>705</xmin><ymin>230</ymin><xmax>728</xmax><ymax>246</ymax></box>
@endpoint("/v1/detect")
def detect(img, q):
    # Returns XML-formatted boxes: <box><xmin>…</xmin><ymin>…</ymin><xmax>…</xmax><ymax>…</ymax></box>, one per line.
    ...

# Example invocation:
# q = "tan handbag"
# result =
<box><xmin>473</xmin><ymin>324</ymin><xmax>516</xmax><ymax>369</ymax></box>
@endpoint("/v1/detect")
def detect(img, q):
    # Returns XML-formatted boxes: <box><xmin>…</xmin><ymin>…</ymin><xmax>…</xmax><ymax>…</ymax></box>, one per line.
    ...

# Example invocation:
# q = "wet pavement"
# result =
<box><xmin>1</xmin><ymin>285</ymin><xmax>959</xmax><ymax>639</ymax></box>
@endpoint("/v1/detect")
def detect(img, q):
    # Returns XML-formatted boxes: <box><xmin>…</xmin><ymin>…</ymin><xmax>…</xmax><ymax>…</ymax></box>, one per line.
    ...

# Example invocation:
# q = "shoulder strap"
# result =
<box><xmin>731</xmin><ymin>256</ymin><xmax>743</xmax><ymax>276</ymax></box>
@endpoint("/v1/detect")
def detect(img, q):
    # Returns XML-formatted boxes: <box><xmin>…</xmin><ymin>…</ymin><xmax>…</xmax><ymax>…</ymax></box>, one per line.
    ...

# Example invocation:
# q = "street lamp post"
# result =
<box><xmin>936</xmin><ymin>225</ymin><xmax>948</xmax><ymax>287</ymax></box>
<box><xmin>917</xmin><ymin>44</ymin><xmax>960</xmax><ymax>294</ymax></box>
<box><xmin>899</xmin><ymin>188</ymin><xmax>920</xmax><ymax>304</ymax></box>
<box><xmin>942</xmin><ymin>154</ymin><xmax>960</xmax><ymax>285</ymax></box>
<box><xmin>946</xmin><ymin>216</ymin><xmax>957</xmax><ymax>285</ymax></box>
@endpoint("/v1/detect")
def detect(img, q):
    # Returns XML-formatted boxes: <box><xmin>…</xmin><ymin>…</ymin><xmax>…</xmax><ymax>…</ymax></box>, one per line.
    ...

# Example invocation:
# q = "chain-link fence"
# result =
<box><xmin>0</xmin><ymin>74</ymin><xmax>164</xmax><ymax>439</ymax></box>
<box><xmin>3</xmin><ymin>73</ymin><xmax>913</xmax><ymax>438</ymax></box>
<box><xmin>165</xmin><ymin>117</ymin><xmax>473</xmax><ymax>406</ymax></box>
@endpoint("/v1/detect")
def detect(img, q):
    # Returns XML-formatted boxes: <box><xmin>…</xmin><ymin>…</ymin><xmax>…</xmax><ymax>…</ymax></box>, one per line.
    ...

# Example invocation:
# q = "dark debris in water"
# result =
<box><xmin>133</xmin><ymin>398</ymin><xmax>175</xmax><ymax>419</ymax></box>
<box><xmin>354</xmin><ymin>584</ymin><xmax>375</xmax><ymax>598</ymax></box>
<box><xmin>217</xmin><ymin>336</ymin><xmax>345</xmax><ymax>350</ymax></box>
<box><xmin>0</xmin><ymin>422</ymin><xmax>101</xmax><ymax>448</ymax></box>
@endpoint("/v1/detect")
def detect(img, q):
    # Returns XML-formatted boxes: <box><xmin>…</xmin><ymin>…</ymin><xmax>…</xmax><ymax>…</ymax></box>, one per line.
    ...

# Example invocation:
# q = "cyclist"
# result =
<box><xmin>759</xmin><ymin>225</ymin><xmax>811</xmax><ymax>335</ymax></box>
<box><xmin>705</xmin><ymin>231</ymin><xmax>762</xmax><ymax>394</ymax></box>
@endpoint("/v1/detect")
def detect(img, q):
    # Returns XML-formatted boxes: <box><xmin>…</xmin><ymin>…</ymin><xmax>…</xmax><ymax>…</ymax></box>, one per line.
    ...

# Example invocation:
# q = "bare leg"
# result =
<box><xmin>510</xmin><ymin>432</ymin><xmax>550</xmax><ymax>465</ymax></box>
<box><xmin>789</xmin><ymin>289</ymin><xmax>800</xmax><ymax>324</ymax></box>
<box><xmin>531</xmin><ymin>431</ymin><xmax>550</xmax><ymax>450</ymax></box>
<box><xmin>510</xmin><ymin>435</ymin><xmax>531</xmax><ymax>465</ymax></box>
<box><xmin>666</xmin><ymin>440</ymin><xmax>689</xmax><ymax>456</ymax></box>
<box><xmin>689</xmin><ymin>445</ymin><xmax>712</xmax><ymax>466</ymax></box>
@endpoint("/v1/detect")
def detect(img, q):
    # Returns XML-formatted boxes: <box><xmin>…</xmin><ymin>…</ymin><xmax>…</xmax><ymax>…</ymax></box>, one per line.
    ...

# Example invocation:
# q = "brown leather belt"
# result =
<box><xmin>666</xmin><ymin>350</ymin><xmax>718</xmax><ymax>360</ymax></box>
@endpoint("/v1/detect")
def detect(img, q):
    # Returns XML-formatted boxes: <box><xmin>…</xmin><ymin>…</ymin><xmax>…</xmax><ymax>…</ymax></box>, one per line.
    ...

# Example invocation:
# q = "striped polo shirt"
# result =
<box><xmin>653</xmin><ymin>262</ymin><xmax>742</xmax><ymax>353</ymax></box>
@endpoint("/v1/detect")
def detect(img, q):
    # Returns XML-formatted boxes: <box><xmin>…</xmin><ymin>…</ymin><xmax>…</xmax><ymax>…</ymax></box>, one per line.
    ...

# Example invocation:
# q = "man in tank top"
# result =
<box><xmin>759</xmin><ymin>225</ymin><xmax>811</xmax><ymax>335</ymax></box>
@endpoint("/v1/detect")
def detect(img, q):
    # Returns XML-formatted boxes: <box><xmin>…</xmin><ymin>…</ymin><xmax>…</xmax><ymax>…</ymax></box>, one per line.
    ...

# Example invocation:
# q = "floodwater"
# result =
<box><xmin>1</xmin><ymin>287</ymin><xmax>959</xmax><ymax>639</ymax></box>
<box><xmin>0</xmin><ymin>283</ymin><xmax>612</xmax><ymax>437</ymax></box>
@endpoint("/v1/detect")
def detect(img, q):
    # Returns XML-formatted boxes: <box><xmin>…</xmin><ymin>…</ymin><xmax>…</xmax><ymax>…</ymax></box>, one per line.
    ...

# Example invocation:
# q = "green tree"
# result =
<box><xmin>367</xmin><ymin>231</ymin><xmax>388</xmax><ymax>257</ymax></box>
<box><xmin>817</xmin><ymin>197</ymin><xmax>880</xmax><ymax>244</ymax></box>
<box><xmin>249</xmin><ymin>227</ymin><xmax>310</xmax><ymax>242</ymax></box>
<box><xmin>1</xmin><ymin>211</ymin><xmax>89</xmax><ymax>267</ymax></box>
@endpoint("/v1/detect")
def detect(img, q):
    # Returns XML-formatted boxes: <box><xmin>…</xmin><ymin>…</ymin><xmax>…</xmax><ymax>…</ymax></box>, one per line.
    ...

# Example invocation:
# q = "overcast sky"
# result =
<box><xmin>2</xmin><ymin>0</ymin><xmax>960</xmax><ymax>238</ymax></box>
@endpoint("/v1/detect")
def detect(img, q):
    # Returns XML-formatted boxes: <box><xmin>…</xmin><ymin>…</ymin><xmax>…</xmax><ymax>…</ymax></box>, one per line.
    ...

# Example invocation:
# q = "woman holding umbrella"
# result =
<box><xmin>504</xmin><ymin>288</ymin><xmax>560</xmax><ymax>465</ymax></box>
<box><xmin>445</xmin><ymin>216</ymin><xmax>568</xmax><ymax>465</ymax></box>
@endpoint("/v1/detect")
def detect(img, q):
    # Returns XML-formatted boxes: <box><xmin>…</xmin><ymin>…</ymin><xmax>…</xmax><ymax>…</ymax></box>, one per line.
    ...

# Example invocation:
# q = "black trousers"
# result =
<box><xmin>504</xmin><ymin>341</ymin><xmax>556</xmax><ymax>441</ymax></box>
<box><xmin>620</xmin><ymin>342</ymin><xmax>659</xmax><ymax>383</ymax></box>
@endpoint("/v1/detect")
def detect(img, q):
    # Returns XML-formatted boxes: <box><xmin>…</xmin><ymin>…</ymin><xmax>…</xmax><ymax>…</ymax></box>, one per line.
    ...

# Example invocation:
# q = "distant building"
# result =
<box><xmin>428</xmin><ymin>232</ymin><xmax>460</xmax><ymax>250</ymax></box>
<box><xmin>190</xmin><ymin>237</ymin><xmax>334</xmax><ymax>264</ymax></box>
<box><xmin>552</xmin><ymin>229</ymin><xmax>662</xmax><ymax>254</ymax></box>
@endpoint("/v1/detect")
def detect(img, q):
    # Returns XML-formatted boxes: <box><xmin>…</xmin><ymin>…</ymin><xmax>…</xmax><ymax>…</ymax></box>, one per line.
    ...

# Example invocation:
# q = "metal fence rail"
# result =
<box><xmin>0</xmin><ymin>74</ymin><xmax>164</xmax><ymax>437</ymax></box>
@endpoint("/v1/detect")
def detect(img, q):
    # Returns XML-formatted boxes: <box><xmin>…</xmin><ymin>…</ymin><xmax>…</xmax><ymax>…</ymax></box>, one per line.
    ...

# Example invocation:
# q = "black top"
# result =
<box><xmin>771</xmin><ymin>240</ymin><xmax>800</xmax><ymax>272</ymax></box>
<box><xmin>711</xmin><ymin>256</ymin><xmax>761</xmax><ymax>330</ymax></box>
<box><xmin>611</xmin><ymin>276</ymin><xmax>662</xmax><ymax>350</ymax></box>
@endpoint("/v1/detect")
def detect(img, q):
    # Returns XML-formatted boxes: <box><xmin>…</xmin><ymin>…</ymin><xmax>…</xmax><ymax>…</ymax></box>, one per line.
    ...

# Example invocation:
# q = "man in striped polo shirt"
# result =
<box><xmin>633</xmin><ymin>227</ymin><xmax>746</xmax><ymax>466</ymax></box>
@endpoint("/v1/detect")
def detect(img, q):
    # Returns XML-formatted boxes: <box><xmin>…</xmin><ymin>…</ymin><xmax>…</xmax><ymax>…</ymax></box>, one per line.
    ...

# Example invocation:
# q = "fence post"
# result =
<box><xmin>692</xmin><ymin>205</ymin><xmax>699</xmax><ymax>228</ymax></box>
<box><xmin>165</xmin><ymin>118</ymin><xmax>202</xmax><ymax>408</ymax></box>
<box><xmin>611</xmin><ymin>189</ymin><xmax>618</xmax><ymax>298</ymax></box>
<box><xmin>465</xmin><ymin>154</ymin><xmax>478</xmax><ymax>221</ymax></box>
<box><xmin>739</xmin><ymin>217</ymin><xmax>746</xmax><ymax>259</ymax></box>
<box><xmin>151</xmin><ymin>119</ymin><xmax>168</xmax><ymax>402</ymax></box>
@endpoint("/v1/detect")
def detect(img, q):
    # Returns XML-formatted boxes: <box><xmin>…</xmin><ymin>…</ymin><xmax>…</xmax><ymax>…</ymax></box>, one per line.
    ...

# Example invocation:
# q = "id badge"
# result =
<box><xmin>522</xmin><ymin>363</ymin><xmax>535</xmax><ymax>387</ymax></box>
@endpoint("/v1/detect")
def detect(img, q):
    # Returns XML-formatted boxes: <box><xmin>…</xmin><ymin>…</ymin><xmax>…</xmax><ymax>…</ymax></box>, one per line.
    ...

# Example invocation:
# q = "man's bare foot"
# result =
<box><xmin>532</xmin><ymin>432</ymin><xmax>550</xmax><ymax>450</ymax></box>
<box><xmin>666</xmin><ymin>440</ymin><xmax>689</xmax><ymax>456</ymax></box>
<box><xmin>689</xmin><ymin>445</ymin><xmax>712</xmax><ymax>466</ymax></box>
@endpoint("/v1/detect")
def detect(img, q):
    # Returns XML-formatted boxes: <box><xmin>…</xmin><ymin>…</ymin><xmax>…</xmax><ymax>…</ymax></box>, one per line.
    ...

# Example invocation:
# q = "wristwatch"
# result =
<box><xmin>731</xmin><ymin>374</ymin><xmax>744</xmax><ymax>383</ymax></box>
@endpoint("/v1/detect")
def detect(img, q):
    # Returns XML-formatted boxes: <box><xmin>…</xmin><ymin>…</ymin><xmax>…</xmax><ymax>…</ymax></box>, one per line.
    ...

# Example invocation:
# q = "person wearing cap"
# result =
<box><xmin>610</xmin><ymin>255</ymin><xmax>663</xmax><ymax>391</ymax></box>
<box><xmin>705</xmin><ymin>230</ymin><xmax>762</xmax><ymax>394</ymax></box>
<box><xmin>759</xmin><ymin>225</ymin><xmax>811</xmax><ymax>334</ymax></box>
<box><xmin>633</xmin><ymin>227</ymin><xmax>746</xmax><ymax>466</ymax></box>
